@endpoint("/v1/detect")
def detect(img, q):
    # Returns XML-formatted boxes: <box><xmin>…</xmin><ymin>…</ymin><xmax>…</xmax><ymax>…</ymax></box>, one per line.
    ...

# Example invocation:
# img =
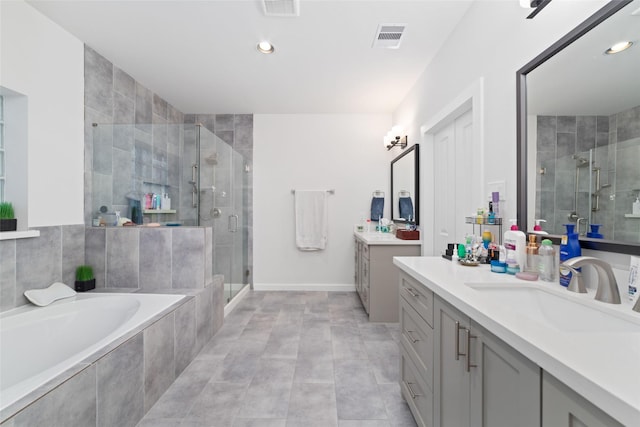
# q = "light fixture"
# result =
<box><xmin>604</xmin><ymin>41</ymin><xmax>633</xmax><ymax>55</ymax></box>
<box><xmin>257</xmin><ymin>41</ymin><xmax>275</xmax><ymax>54</ymax></box>
<box><xmin>521</xmin><ymin>0</ymin><xmax>552</xmax><ymax>19</ymax></box>
<box><xmin>384</xmin><ymin>125</ymin><xmax>408</xmax><ymax>150</ymax></box>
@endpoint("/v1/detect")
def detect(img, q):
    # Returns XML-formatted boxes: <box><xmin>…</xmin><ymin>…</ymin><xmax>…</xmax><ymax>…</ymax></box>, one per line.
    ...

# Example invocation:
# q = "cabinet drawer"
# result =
<box><xmin>401</xmin><ymin>297</ymin><xmax>434</xmax><ymax>389</ymax></box>
<box><xmin>400</xmin><ymin>273</ymin><xmax>434</xmax><ymax>327</ymax></box>
<box><xmin>401</xmin><ymin>344</ymin><xmax>434</xmax><ymax>427</ymax></box>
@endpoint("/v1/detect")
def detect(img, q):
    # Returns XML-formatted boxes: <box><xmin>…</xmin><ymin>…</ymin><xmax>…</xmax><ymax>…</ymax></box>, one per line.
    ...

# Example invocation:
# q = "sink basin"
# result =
<box><xmin>466</xmin><ymin>284</ymin><xmax>640</xmax><ymax>334</ymax></box>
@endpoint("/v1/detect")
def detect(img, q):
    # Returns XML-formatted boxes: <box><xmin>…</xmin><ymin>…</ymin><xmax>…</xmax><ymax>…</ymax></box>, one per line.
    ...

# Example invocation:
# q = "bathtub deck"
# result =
<box><xmin>137</xmin><ymin>290</ymin><xmax>416</xmax><ymax>427</ymax></box>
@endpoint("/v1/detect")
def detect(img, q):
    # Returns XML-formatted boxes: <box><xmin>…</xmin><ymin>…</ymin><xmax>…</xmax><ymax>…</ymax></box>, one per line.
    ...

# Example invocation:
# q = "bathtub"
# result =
<box><xmin>0</xmin><ymin>292</ymin><xmax>187</xmax><ymax>415</ymax></box>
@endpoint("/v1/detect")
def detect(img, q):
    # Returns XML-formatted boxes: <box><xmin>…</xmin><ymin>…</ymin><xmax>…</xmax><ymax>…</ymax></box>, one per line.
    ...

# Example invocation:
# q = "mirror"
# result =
<box><xmin>517</xmin><ymin>0</ymin><xmax>640</xmax><ymax>255</ymax></box>
<box><xmin>391</xmin><ymin>144</ymin><xmax>420</xmax><ymax>225</ymax></box>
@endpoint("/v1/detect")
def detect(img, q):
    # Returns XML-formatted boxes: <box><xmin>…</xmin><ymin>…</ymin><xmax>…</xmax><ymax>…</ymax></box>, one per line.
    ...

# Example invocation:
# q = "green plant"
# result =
<box><xmin>75</xmin><ymin>265</ymin><xmax>95</xmax><ymax>282</ymax></box>
<box><xmin>0</xmin><ymin>202</ymin><xmax>15</xmax><ymax>219</ymax></box>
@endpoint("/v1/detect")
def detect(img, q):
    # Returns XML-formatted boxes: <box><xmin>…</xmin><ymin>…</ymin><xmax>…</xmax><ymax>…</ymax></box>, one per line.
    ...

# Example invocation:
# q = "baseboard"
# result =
<box><xmin>224</xmin><ymin>284</ymin><xmax>250</xmax><ymax>317</ymax></box>
<box><xmin>252</xmin><ymin>283</ymin><xmax>356</xmax><ymax>292</ymax></box>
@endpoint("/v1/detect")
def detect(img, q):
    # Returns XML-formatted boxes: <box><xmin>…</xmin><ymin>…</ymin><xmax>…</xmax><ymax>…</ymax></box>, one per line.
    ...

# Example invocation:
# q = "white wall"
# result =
<box><xmin>394</xmin><ymin>0</ymin><xmax>607</xmax><ymax>253</ymax></box>
<box><xmin>1</xmin><ymin>0</ymin><xmax>84</xmax><ymax>227</ymax></box>
<box><xmin>254</xmin><ymin>114</ymin><xmax>392</xmax><ymax>289</ymax></box>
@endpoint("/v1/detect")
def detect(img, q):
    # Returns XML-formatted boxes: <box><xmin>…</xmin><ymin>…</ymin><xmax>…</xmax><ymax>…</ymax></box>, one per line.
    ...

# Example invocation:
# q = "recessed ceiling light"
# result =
<box><xmin>257</xmin><ymin>41</ymin><xmax>275</xmax><ymax>54</ymax></box>
<box><xmin>605</xmin><ymin>41</ymin><xmax>633</xmax><ymax>55</ymax></box>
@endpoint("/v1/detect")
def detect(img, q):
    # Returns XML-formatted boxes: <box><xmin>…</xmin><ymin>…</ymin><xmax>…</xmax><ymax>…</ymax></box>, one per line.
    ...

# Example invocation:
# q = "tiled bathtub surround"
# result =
<box><xmin>0</xmin><ymin>289</ymin><xmax>222</xmax><ymax>427</ymax></box>
<box><xmin>0</xmin><ymin>225</ymin><xmax>85</xmax><ymax>312</ymax></box>
<box><xmin>85</xmin><ymin>226</ymin><xmax>213</xmax><ymax>290</ymax></box>
<box><xmin>535</xmin><ymin>105</ymin><xmax>640</xmax><ymax>242</ymax></box>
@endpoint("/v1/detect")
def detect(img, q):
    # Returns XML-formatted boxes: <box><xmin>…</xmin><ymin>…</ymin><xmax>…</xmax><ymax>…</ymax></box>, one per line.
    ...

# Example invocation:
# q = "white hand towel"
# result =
<box><xmin>295</xmin><ymin>190</ymin><xmax>328</xmax><ymax>251</ymax></box>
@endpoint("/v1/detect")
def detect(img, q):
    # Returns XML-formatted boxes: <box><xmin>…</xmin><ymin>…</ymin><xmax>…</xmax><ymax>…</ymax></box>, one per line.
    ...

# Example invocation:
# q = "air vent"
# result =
<box><xmin>372</xmin><ymin>24</ymin><xmax>407</xmax><ymax>49</ymax></box>
<box><xmin>262</xmin><ymin>0</ymin><xmax>300</xmax><ymax>17</ymax></box>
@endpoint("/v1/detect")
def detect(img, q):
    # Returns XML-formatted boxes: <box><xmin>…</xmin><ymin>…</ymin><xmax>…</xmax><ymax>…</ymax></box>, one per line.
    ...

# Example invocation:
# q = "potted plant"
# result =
<box><xmin>75</xmin><ymin>265</ymin><xmax>96</xmax><ymax>292</ymax></box>
<box><xmin>0</xmin><ymin>201</ymin><xmax>17</xmax><ymax>232</ymax></box>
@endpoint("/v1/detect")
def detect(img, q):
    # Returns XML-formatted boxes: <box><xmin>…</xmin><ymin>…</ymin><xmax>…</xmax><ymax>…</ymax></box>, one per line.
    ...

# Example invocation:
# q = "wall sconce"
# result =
<box><xmin>384</xmin><ymin>125</ymin><xmax>408</xmax><ymax>150</ymax></box>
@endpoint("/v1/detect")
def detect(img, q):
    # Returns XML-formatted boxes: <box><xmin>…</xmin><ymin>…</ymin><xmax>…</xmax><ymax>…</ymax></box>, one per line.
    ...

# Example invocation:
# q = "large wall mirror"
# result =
<box><xmin>517</xmin><ymin>0</ymin><xmax>639</xmax><ymax>255</ymax></box>
<box><xmin>391</xmin><ymin>144</ymin><xmax>420</xmax><ymax>225</ymax></box>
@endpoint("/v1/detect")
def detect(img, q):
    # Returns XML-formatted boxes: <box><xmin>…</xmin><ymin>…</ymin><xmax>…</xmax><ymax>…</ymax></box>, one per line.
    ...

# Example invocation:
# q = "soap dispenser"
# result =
<box><xmin>504</xmin><ymin>220</ymin><xmax>526</xmax><ymax>271</ymax></box>
<box><xmin>531</xmin><ymin>219</ymin><xmax>548</xmax><ymax>235</ymax></box>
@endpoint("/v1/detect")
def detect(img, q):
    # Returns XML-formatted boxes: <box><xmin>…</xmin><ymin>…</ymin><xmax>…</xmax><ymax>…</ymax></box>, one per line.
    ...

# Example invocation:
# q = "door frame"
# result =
<box><xmin>420</xmin><ymin>78</ymin><xmax>485</xmax><ymax>256</ymax></box>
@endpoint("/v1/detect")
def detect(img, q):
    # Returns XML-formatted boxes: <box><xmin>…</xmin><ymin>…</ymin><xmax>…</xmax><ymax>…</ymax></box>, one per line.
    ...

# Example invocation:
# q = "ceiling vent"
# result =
<box><xmin>372</xmin><ymin>24</ymin><xmax>407</xmax><ymax>49</ymax></box>
<box><xmin>262</xmin><ymin>0</ymin><xmax>300</xmax><ymax>17</ymax></box>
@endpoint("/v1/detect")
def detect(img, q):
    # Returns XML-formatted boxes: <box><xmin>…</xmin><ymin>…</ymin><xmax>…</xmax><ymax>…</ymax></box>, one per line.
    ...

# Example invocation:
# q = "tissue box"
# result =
<box><xmin>396</xmin><ymin>229</ymin><xmax>420</xmax><ymax>240</ymax></box>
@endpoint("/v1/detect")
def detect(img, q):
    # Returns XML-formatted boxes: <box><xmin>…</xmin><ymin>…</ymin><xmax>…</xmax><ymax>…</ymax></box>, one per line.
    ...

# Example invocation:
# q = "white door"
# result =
<box><xmin>433</xmin><ymin>109</ymin><xmax>473</xmax><ymax>253</ymax></box>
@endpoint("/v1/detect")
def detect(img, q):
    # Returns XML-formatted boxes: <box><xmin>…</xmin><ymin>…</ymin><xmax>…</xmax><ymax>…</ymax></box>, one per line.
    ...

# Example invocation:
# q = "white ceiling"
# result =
<box><xmin>27</xmin><ymin>0</ymin><xmax>474</xmax><ymax>114</ymax></box>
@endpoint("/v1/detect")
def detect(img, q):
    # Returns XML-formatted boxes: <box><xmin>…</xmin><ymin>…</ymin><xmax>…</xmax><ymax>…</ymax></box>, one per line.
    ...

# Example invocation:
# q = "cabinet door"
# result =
<box><xmin>354</xmin><ymin>239</ymin><xmax>360</xmax><ymax>289</ymax></box>
<box><xmin>542</xmin><ymin>372</ymin><xmax>623</xmax><ymax>427</ymax></box>
<box><xmin>469</xmin><ymin>321</ymin><xmax>541</xmax><ymax>427</ymax></box>
<box><xmin>361</xmin><ymin>256</ymin><xmax>370</xmax><ymax>313</ymax></box>
<box><xmin>434</xmin><ymin>297</ymin><xmax>470</xmax><ymax>427</ymax></box>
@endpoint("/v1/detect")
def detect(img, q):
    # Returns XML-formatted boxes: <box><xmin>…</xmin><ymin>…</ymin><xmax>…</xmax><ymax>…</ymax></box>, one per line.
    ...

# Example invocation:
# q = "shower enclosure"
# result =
<box><xmin>89</xmin><ymin>122</ymin><xmax>249</xmax><ymax>303</ymax></box>
<box><xmin>184</xmin><ymin>124</ymin><xmax>249</xmax><ymax>302</ymax></box>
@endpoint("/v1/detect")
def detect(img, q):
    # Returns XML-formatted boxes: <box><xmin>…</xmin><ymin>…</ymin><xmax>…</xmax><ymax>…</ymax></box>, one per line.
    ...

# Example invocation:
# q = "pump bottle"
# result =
<box><xmin>504</xmin><ymin>220</ymin><xmax>526</xmax><ymax>272</ymax></box>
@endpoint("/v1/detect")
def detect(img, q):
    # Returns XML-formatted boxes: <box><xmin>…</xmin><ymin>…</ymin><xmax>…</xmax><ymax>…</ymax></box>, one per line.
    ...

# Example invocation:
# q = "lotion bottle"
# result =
<box><xmin>504</xmin><ymin>220</ymin><xmax>526</xmax><ymax>270</ymax></box>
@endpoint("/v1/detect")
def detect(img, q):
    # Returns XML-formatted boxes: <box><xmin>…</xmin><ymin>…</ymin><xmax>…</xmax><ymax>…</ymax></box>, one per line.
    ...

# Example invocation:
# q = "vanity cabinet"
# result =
<box><xmin>354</xmin><ymin>236</ymin><xmax>420</xmax><ymax>322</ymax></box>
<box><xmin>400</xmin><ymin>272</ymin><xmax>540</xmax><ymax>427</ymax></box>
<box><xmin>542</xmin><ymin>372</ymin><xmax>623</xmax><ymax>427</ymax></box>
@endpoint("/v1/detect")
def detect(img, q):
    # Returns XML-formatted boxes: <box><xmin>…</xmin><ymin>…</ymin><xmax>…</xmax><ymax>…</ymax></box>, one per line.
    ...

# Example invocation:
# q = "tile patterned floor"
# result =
<box><xmin>137</xmin><ymin>291</ymin><xmax>417</xmax><ymax>427</ymax></box>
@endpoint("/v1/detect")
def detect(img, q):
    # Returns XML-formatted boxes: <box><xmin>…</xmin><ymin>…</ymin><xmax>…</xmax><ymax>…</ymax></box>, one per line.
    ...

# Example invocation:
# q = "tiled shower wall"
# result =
<box><xmin>84</xmin><ymin>46</ymin><xmax>254</xmax><ymax>285</ymax></box>
<box><xmin>535</xmin><ymin>104</ymin><xmax>640</xmax><ymax>242</ymax></box>
<box><xmin>84</xmin><ymin>46</ymin><xmax>184</xmax><ymax>226</ymax></box>
<box><xmin>0</xmin><ymin>225</ymin><xmax>85</xmax><ymax>312</ymax></box>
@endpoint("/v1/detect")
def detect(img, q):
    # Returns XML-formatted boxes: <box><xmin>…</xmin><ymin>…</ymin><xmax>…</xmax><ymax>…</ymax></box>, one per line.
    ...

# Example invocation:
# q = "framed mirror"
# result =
<box><xmin>517</xmin><ymin>0</ymin><xmax>639</xmax><ymax>255</ymax></box>
<box><xmin>391</xmin><ymin>144</ymin><xmax>420</xmax><ymax>225</ymax></box>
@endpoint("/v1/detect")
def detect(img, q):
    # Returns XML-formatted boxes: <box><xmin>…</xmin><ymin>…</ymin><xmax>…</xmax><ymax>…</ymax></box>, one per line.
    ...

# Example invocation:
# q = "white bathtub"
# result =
<box><xmin>0</xmin><ymin>292</ymin><xmax>186</xmax><ymax>413</ymax></box>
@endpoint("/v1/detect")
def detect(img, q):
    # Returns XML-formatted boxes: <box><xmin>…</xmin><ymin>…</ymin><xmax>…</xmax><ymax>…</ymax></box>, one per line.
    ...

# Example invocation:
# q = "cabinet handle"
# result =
<box><xmin>455</xmin><ymin>321</ymin><xmax>465</xmax><ymax>360</ymax></box>
<box><xmin>466</xmin><ymin>328</ymin><xmax>477</xmax><ymax>372</ymax></box>
<box><xmin>405</xmin><ymin>329</ymin><xmax>420</xmax><ymax>343</ymax></box>
<box><xmin>405</xmin><ymin>381</ymin><xmax>422</xmax><ymax>399</ymax></box>
<box><xmin>406</xmin><ymin>287</ymin><xmax>419</xmax><ymax>298</ymax></box>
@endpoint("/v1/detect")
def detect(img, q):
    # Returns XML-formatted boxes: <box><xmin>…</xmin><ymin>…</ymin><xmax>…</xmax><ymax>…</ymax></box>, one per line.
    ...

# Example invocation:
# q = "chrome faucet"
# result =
<box><xmin>560</xmin><ymin>256</ymin><xmax>621</xmax><ymax>304</ymax></box>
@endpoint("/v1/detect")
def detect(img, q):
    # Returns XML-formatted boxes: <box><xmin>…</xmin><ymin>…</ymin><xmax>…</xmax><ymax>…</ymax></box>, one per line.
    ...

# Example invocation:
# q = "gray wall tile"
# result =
<box><xmin>0</xmin><ymin>240</ymin><xmax>17</xmax><ymax>311</ymax></box>
<box><xmin>135</xmin><ymin>83</ymin><xmax>153</xmax><ymax>130</ymax></box>
<box><xmin>62</xmin><ymin>225</ymin><xmax>86</xmax><ymax>287</ymax></box>
<box><xmin>12</xmin><ymin>365</ymin><xmax>97</xmax><ymax>427</ymax></box>
<box><xmin>15</xmin><ymin>227</ymin><xmax>62</xmax><ymax>306</ymax></box>
<box><xmin>114</xmin><ymin>66</ymin><xmax>136</xmax><ymax>99</ymax></box>
<box><xmin>215</xmin><ymin>114</ymin><xmax>234</xmax><ymax>131</ymax></box>
<box><xmin>196</xmin><ymin>285</ymin><xmax>214</xmax><ymax>353</ymax></box>
<box><xmin>85</xmin><ymin>227</ymin><xmax>106</xmax><ymax>288</ymax></box>
<box><xmin>97</xmin><ymin>334</ymin><xmax>144</xmax><ymax>427</ymax></box>
<box><xmin>84</xmin><ymin>46</ymin><xmax>113</xmax><ymax>117</ymax></box>
<box><xmin>175</xmin><ymin>298</ymin><xmax>197</xmax><ymax>377</ymax></box>
<box><xmin>144</xmin><ymin>313</ymin><xmax>176</xmax><ymax>412</ymax></box>
<box><xmin>106</xmin><ymin>228</ymin><xmax>139</xmax><ymax>288</ymax></box>
<box><xmin>172</xmin><ymin>228</ymin><xmax>205</xmax><ymax>288</ymax></box>
<box><xmin>139</xmin><ymin>228</ymin><xmax>172</xmax><ymax>290</ymax></box>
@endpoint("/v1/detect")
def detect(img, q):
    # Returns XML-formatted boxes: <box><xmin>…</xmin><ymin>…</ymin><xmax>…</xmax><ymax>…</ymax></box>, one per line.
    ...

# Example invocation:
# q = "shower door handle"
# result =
<box><xmin>229</xmin><ymin>214</ymin><xmax>239</xmax><ymax>233</ymax></box>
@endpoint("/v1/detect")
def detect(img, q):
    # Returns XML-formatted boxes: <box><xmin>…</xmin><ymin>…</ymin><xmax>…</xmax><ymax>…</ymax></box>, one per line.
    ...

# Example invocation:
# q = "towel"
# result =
<box><xmin>371</xmin><ymin>197</ymin><xmax>384</xmax><ymax>221</ymax></box>
<box><xmin>399</xmin><ymin>196</ymin><xmax>414</xmax><ymax>221</ymax></box>
<box><xmin>295</xmin><ymin>190</ymin><xmax>328</xmax><ymax>251</ymax></box>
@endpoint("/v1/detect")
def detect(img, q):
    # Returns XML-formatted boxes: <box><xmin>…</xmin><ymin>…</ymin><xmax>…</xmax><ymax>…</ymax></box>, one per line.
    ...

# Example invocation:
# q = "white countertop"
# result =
<box><xmin>393</xmin><ymin>256</ymin><xmax>640</xmax><ymax>427</ymax></box>
<box><xmin>354</xmin><ymin>231</ymin><xmax>421</xmax><ymax>246</ymax></box>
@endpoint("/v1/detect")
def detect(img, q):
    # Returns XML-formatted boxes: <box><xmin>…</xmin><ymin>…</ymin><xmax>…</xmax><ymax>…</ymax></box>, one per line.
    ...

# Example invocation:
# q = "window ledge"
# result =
<box><xmin>0</xmin><ymin>230</ymin><xmax>40</xmax><ymax>241</ymax></box>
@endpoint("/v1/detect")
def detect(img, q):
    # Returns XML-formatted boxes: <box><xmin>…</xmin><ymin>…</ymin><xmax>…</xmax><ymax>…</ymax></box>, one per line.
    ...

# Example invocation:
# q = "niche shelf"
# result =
<box><xmin>143</xmin><ymin>209</ymin><xmax>176</xmax><ymax>214</ymax></box>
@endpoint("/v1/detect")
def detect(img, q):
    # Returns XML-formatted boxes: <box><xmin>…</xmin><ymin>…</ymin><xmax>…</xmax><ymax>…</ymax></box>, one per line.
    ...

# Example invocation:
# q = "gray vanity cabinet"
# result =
<box><xmin>542</xmin><ymin>372</ymin><xmax>623</xmax><ymax>427</ymax></box>
<box><xmin>434</xmin><ymin>297</ymin><xmax>541</xmax><ymax>427</ymax></box>
<box><xmin>400</xmin><ymin>272</ymin><xmax>541</xmax><ymax>427</ymax></box>
<box><xmin>355</xmin><ymin>238</ymin><xmax>420</xmax><ymax>322</ymax></box>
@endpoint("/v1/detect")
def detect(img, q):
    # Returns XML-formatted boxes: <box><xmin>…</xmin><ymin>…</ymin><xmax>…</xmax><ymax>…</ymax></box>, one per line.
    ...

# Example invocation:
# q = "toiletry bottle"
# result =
<box><xmin>482</xmin><ymin>230</ymin><xmax>492</xmax><ymax>249</ymax></box>
<box><xmin>525</xmin><ymin>234</ymin><xmax>539</xmax><ymax>273</ymax></box>
<box><xmin>633</xmin><ymin>195</ymin><xmax>640</xmax><ymax>215</ymax></box>
<box><xmin>487</xmin><ymin>201</ymin><xmax>495</xmax><ymax>224</ymax></box>
<box><xmin>504</xmin><ymin>220</ymin><xmax>526</xmax><ymax>270</ymax></box>
<box><xmin>559</xmin><ymin>223</ymin><xmax>582</xmax><ymax>287</ymax></box>
<box><xmin>492</xmin><ymin>192</ymin><xmax>500</xmax><ymax>218</ymax></box>
<box><xmin>538</xmin><ymin>239</ymin><xmax>556</xmax><ymax>282</ymax></box>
